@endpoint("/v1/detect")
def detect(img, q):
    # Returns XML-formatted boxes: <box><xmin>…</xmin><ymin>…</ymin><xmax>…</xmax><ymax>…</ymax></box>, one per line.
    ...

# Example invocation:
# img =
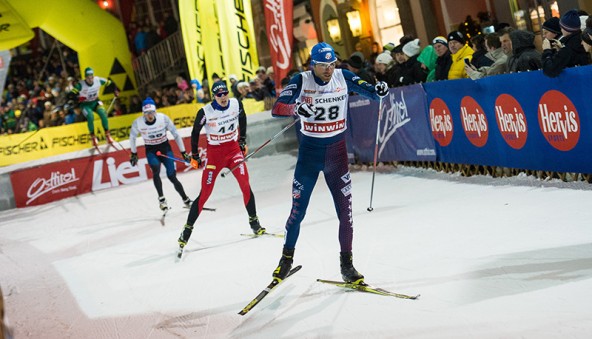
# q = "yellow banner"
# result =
<box><xmin>178</xmin><ymin>0</ymin><xmax>205</xmax><ymax>84</ymax></box>
<box><xmin>0</xmin><ymin>101</ymin><xmax>267</xmax><ymax>167</ymax></box>
<box><xmin>215</xmin><ymin>0</ymin><xmax>259</xmax><ymax>82</ymax></box>
<box><xmin>199</xmin><ymin>0</ymin><xmax>225</xmax><ymax>85</ymax></box>
<box><xmin>0</xmin><ymin>104</ymin><xmax>202</xmax><ymax>167</ymax></box>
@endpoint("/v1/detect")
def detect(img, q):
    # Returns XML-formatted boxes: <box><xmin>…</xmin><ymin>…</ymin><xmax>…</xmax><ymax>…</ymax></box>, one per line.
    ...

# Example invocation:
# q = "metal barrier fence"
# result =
<box><xmin>131</xmin><ymin>31</ymin><xmax>185</xmax><ymax>93</ymax></box>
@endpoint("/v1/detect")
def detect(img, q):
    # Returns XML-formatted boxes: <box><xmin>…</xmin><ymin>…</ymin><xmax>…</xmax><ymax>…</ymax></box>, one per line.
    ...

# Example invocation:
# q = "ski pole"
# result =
<box><xmin>155</xmin><ymin>152</ymin><xmax>214</xmax><ymax>211</ymax></box>
<box><xmin>110</xmin><ymin>138</ymin><xmax>129</xmax><ymax>155</ymax></box>
<box><xmin>105</xmin><ymin>96</ymin><xmax>118</xmax><ymax>115</ymax></box>
<box><xmin>156</xmin><ymin>151</ymin><xmax>191</xmax><ymax>165</ymax></box>
<box><xmin>367</xmin><ymin>97</ymin><xmax>384</xmax><ymax>212</ymax></box>
<box><xmin>221</xmin><ymin>118</ymin><xmax>299</xmax><ymax>178</ymax></box>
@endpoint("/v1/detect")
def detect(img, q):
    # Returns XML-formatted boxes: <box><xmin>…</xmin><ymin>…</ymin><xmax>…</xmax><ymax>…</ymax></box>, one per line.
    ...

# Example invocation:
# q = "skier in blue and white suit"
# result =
<box><xmin>129</xmin><ymin>97</ymin><xmax>192</xmax><ymax>211</ymax></box>
<box><xmin>270</xmin><ymin>42</ymin><xmax>389</xmax><ymax>283</ymax></box>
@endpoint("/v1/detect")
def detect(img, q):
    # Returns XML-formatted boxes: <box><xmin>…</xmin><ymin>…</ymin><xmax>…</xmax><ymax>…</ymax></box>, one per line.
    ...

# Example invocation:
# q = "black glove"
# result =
<box><xmin>181</xmin><ymin>151</ymin><xmax>191</xmax><ymax>162</ymax></box>
<box><xmin>374</xmin><ymin>81</ymin><xmax>388</xmax><ymax>98</ymax></box>
<box><xmin>191</xmin><ymin>153</ymin><xmax>201</xmax><ymax>169</ymax></box>
<box><xmin>296</xmin><ymin>102</ymin><xmax>316</xmax><ymax>118</ymax></box>
<box><xmin>239</xmin><ymin>138</ymin><xmax>247</xmax><ymax>155</ymax></box>
<box><xmin>66</xmin><ymin>91</ymin><xmax>78</xmax><ymax>102</ymax></box>
<box><xmin>130</xmin><ymin>152</ymin><xmax>138</xmax><ymax>166</ymax></box>
<box><xmin>375</xmin><ymin>81</ymin><xmax>389</xmax><ymax>98</ymax></box>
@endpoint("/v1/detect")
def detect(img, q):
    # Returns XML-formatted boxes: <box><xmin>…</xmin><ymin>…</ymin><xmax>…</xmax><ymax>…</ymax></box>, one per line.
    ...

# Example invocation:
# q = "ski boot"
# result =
<box><xmin>273</xmin><ymin>247</ymin><xmax>295</xmax><ymax>281</ymax></box>
<box><xmin>105</xmin><ymin>130</ymin><xmax>115</xmax><ymax>144</ymax></box>
<box><xmin>158</xmin><ymin>196</ymin><xmax>169</xmax><ymax>211</ymax></box>
<box><xmin>249</xmin><ymin>215</ymin><xmax>266</xmax><ymax>235</ymax></box>
<box><xmin>177</xmin><ymin>224</ymin><xmax>194</xmax><ymax>258</ymax></box>
<box><xmin>90</xmin><ymin>134</ymin><xmax>99</xmax><ymax>148</ymax></box>
<box><xmin>340</xmin><ymin>251</ymin><xmax>364</xmax><ymax>284</ymax></box>
<box><xmin>183</xmin><ymin>197</ymin><xmax>192</xmax><ymax>208</ymax></box>
<box><xmin>178</xmin><ymin>224</ymin><xmax>194</xmax><ymax>248</ymax></box>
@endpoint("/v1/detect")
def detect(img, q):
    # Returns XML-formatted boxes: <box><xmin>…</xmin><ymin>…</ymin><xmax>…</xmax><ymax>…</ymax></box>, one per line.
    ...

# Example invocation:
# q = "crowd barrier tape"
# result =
<box><xmin>346</xmin><ymin>65</ymin><xmax>592</xmax><ymax>173</ymax></box>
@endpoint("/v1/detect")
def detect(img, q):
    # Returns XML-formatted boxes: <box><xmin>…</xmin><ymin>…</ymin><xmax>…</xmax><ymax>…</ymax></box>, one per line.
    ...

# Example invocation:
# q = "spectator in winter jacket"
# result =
<box><xmin>542</xmin><ymin>9</ymin><xmax>591</xmax><ymax>78</ymax></box>
<box><xmin>397</xmin><ymin>39</ymin><xmax>427</xmax><ymax>85</ymax></box>
<box><xmin>470</xmin><ymin>34</ymin><xmax>494</xmax><ymax>68</ymax></box>
<box><xmin>347</xmin><ymin>52</ymin><xmax>375</xmax><ymax>85</ymax></box>
<box><xmin>507</xmin><ymin>30</ymin><xmax>542</xmax><ymax>73</ymax></box>
<box><xmin>499</xmin><ymin>27</ymin><xmax>514</xmax><ymax>58</ymax></box>
<box><xmin>417</xmin><ymin>45</ymin><xmax>438</xmax><ymax>82</ymax></box>
<box><xmin>432</xmin><ymin>36</ymin><xmax>452</xmax><ymax>80</ymax></box>
<box><xmin>447</xmin><ymin>31</ymin><xmax>474</xmax><ymax>79</ymax></box>
<box><xmin>373</xmin><ymin>52</ymin><xmax>399</xmax><ymax>87</ymax></box>
<box><xmin>465</xmin><ymin>33</ymin><xmax>508</xmax><ymax>79</ymax></box>
<box><xmin>542</xmin><ymin>17</ymin><xmax>562</xmax><ymax>42</ymax></box>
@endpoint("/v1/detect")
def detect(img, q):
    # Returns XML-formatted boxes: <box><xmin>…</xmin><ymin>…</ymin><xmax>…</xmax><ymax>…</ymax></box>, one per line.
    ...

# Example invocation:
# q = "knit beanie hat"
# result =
<box><xmin>432</xmin><ymin>36</ymin><xmax>448</xmax><ymax>47</ymax></box>
<box><xmin>142</xmin><ymin>97</ymin><xmax>156</xmax><ymax>114</ymax></box>
<box><xmin>402</xmin><ymin>38</ymin><xmax>421</xmax><ymax>57</ymax></box>
<box><xmin>310</xmin><ymin>42</ymin><xmax>337</xmax><ymax>64</ymax></box>
<box><xmin>560</xmin><ymin>9</ymin><xmax>581</xmax><ymax>32</ymax></box>
<box><xmin>542</xmin><ymin>17</ymin><xmax>561</xmax><ymax>34</ymax></box>
<box><xmin>447</xmin><ymin>31</ymin><xmax>466</xmax><ymax>44</ymax></box>
<box><xmin>383</xmin><ymin>42</ymin><xmax>396</xmax><ymax>51</ymax></box>
<box><xmin>375</xmin><ymin>52</ymin><xmax>393</xmax><ymax>65</ymax></box>
<box><xmin>347</xmin><ymin>52</ymin><xmax>364</xmax><ymax>69</ymax></box>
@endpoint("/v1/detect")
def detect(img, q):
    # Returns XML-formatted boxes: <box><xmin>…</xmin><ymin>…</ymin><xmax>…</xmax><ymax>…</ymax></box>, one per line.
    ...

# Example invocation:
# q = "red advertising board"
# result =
<box><xmin>10</xmin><ymin>136</ymin><xmax>206</xmax><ymax>208</ymax></box>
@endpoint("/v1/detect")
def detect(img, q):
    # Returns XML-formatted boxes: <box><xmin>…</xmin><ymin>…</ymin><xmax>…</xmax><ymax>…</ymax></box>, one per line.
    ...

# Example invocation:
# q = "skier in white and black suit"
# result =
<box><xmin>129</xmin><ymin>97</ymin><xmax>192</xmax><ymax>211</ymax></box>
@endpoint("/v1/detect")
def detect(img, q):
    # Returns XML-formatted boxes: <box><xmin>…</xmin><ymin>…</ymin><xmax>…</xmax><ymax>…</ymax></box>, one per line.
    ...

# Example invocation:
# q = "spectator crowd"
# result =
<box><xmin>3</xmin><ymin>8</ymin><xmax>592</xmax><ymax>136</ymax></box>
<box><xmin>322</xmin><ymin>9</ymin><xmax>591</xmax><ymax>92</ymax></box>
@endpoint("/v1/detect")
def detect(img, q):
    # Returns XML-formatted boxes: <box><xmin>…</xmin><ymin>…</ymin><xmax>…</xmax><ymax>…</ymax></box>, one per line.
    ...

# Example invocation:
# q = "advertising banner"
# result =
<box><xmin>0</xmin><ymin>103</ymin><xmax>201</xmax><ymax>167</ymax></box>
<box><xmin>346</xmin><ymin>85</ymin><xmax>436</xmax><ymax>163</ymax></box>
<box><xmin>215</xmin><ymin>0</ymin><xmax>259</xmax><ymax>82</ymax></box>
<box><xmin>423</xmin><ymin>66</ymin><xmax>592</xmax><ymax>173</ymax></box>
<box><xmin>178</xmin><ymin>0</ymin><xmax>206</xmax><ymax>84</ymax></box>
<box><xmin>10</xmin><ymin>135</ymin><xmax>207</xmax><ymax>208</ymax></box>
<box><xmin>264</xmin><ymin>0</ymin><xmax>293</xmax><ymax>93</ymax></box>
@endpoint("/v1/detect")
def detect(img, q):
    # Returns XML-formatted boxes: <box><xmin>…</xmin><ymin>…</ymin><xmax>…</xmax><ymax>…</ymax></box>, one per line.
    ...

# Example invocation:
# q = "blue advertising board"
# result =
<box><xmin>423</xmin><ymin>65</ymin><xmax>592</xmax><ymax>172</ymax></box>
<box><xmin>346</xmin><ymin>84</ymin><xmax>436</xmax><ymax>162</ymax></box>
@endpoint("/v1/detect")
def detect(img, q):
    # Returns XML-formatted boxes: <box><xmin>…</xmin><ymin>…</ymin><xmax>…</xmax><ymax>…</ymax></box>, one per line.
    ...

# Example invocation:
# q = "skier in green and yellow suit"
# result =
<box><xmin>69</xmin><ymin>67</ymin><xmax>118</xmax><ymax>146</ymax></box>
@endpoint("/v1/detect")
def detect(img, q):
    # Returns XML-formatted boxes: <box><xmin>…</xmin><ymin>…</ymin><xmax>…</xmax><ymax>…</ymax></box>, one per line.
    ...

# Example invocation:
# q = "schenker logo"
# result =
<box><xmin>26</xmin><ymin>168</ymin><xmax>79</xmax><ymax>205</ymax></box>
<box><xmin>429</xmin><ymin>98</ymin><xmax>453</xmax><ymax>146</ymax></box>
<box><xmin>494</xmin><ymin>94</ymin><xmax>527</xmax><ymax>149</ymax></box>
<box><xmin>538</xmin><ymin>90</ymin><xmax>580</xmax><ymax>151</ymax></box>
<box><xmin>460</xmin><ymin>96</ymin><xmax>488</xmax><ymax>147</ymax></box>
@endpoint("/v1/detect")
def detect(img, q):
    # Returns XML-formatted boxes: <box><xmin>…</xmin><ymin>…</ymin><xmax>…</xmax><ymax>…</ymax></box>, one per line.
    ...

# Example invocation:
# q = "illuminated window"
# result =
<box><xmin>375</xmin><ymin>0</ymin><xmax>402</xmax><ymax>47</ymax></box>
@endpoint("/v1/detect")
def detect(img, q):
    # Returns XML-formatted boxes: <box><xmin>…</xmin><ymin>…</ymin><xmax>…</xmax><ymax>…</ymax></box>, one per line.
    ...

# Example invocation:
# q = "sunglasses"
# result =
<box><xmin>314</xmin><ymin>61</ymin><xmax>336</xmax><ymax>70</ymax></box>
<box><xmin>215</xmin><ymin>91</ymin><xmax>229</xmax><ymax>97</ymax></box>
